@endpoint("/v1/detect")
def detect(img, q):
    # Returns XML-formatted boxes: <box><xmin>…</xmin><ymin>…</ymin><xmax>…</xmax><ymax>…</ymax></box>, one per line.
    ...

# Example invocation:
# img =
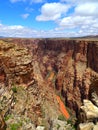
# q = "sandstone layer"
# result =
<box><xmin>0</xmin><ymin>38</ymin><xmax>98</xmax><ymax>129</ymax></box>
<box><xmin>0</xmin><ymin>38</ymin><xmax>98</xmax><ymax>111</ymax></box>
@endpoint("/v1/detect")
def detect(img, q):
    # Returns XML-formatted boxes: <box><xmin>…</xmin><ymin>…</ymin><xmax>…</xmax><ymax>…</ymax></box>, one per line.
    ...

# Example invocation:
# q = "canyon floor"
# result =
<box><xmin>0</xmin><ymin>38</ymin><xmax>98</xmax><ymax>130</ymax></box>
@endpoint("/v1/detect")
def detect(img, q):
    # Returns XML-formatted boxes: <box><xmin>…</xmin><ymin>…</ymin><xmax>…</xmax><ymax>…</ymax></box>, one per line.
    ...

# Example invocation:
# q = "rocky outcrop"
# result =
<box><xmin>78</xmin><ymin>122</ymin><xmax>94</xmax><ymax>130</ymax></box>
<box><xmin>79</xmin><ymin>100</ymin><xmax>98</xmax><ymax>122</ymax></box>
<box><xmin>78</xmin><ymin>79</ymin><xmax>98</xmax><ymax>130</ymax></box>
<box><xmin>78</xmin><ymin>99</ymin><xmax>98</xmax><ymax>130</ymax></box>
<box><xmin>89</xmin><ymin>79</ymin><xmax>98</xmax><ymax>107</ymax></box>
<box><xmin>0</xmin><ymin>40</ymin><xmax>34</xmax><ymax>86</ymax></box>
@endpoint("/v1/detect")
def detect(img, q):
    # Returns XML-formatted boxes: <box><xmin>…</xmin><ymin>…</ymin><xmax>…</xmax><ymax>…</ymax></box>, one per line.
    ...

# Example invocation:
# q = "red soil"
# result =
<box><xmin>56</xmin><ymin>95</ymin><xmax>70</xmax><ymax>119</ymax></box>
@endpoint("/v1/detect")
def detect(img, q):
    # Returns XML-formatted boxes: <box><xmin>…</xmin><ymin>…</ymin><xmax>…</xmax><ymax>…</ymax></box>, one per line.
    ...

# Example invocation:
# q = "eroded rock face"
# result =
<box><xmin>0</xmin><ymin>38</ymin><xmax>98</xmax><ymax>129</ymax></box>
<box><xmin>89</xmin><ymin>79</ymin><xmax>98</xmax><ymax>107</ymax></box>
<box><xmin>0</xmin><ymin>38</ymin><xmax>98</xmax><ymax>113</ymax></box>
<box><xmin>35</xmin><ymin>39</ymin><xmax>98</xmax><ymax>113</ymax></box>
<box><xmin>0</xmin><ymin>40</ymin><xmax>34</xmax><ymax>86</ymax></box>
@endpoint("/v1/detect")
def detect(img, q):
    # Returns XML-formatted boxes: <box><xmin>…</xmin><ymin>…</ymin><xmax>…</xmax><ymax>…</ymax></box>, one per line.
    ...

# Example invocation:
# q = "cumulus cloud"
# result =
<box><xmin>36</xmin><ymin>3</ymin><xmax>70</xmax><ymax>21</ymax></box>
<box><xmin>0</xmin><ymin>22</ymin><xmax>98</xmax><ymax>38</ymax></box>
<box><xmin>59</xmin><ymin>16</ymin><xmax>96</xmax><ymax>28</ymax></box>
<box><xmin>21</xmin><ymin>13</ymin><xmax>30</xmax><ymax>19</ymax></box>
<box><xmin>75</xmin><ymin>3</ymin><xmax>98</xmax><ymax>16</ymax></box>
<box><xmin>0</xmin><ymin>23</ymin><xmax>77</xmax><ymax>38</ymax></box>
<box><xmin>0</xmin><ymin>24</ymin><xmax>38</xmax><ymax>37</ymax></box>
<box><xmin>5</xmin><ymin>0</ymin><xmax>98</xmax><ymax>37</ymax></box>
<box><xmin>57</xmin><ymin>0</ymin><xmax>98</xmax><ymax>37</ymax></box>
<box><xmin>58</xmin><ymin>15</ymin><xmax>98</xmax><ymax>37</ymax></box>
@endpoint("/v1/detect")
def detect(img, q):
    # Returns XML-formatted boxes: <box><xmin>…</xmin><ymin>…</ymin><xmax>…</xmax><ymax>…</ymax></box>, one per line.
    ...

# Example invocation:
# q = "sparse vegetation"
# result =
<box><xmin>10</xmin><ymin>123</ymin><xmax>20</xmax><ymax>130</ymax></box>
<box><xmin>58</xmin><ymin>114</ymin><xmax>66</xmax><ymax>121</ymax></box>
<box><xmin>10</xmin><ymin>122</ymin><xmax>22</xmax><ymax>130</ymax></box>
<box><xmin>66</xmin><ymin>117</ymin><xmax>77</xmax><ymax>130</ymax></box>
<box><xmin>11</xmin><ymin>86</ymin><xmax>17</xmax><ymax>93</ymax></box>
<box><xmin>4</xmin><ymin>114</ymin><xmax>13</xmax><ymax>121</ymax></box>
<box><xmin>57</xmin><ymin>124</ymin><xmax>60</xmax><ymax>129</ymax></box>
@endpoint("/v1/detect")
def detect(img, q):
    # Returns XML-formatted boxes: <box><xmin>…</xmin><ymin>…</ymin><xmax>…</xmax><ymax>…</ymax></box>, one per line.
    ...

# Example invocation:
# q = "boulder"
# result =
<box><xmin>93</xmin><ymin>123</ymin><xmax>98</xmax><ymax>130</ymax></box>
<box><xmin>36</xmin><ymin>126</ymin><xmax>45</xmax><ymax>130</ymax></box>
<box><xmin>78</xmin><ymin>122</ymin><xmax>94</xmax><ymax>130</ymax></box>
<box><xmin>80</xmin><ymin>100</ymin><xmax>98</xmax><ymax>120</ymax></box>
<box><xmin>91</xmin><ymin>92</ymin><xmax>98</xmax><ymax>107</ymax></box>
<box><xmin>51</xmin><ymin>119</ymin><xmax>73</xmax><ymax>130</ymax></box>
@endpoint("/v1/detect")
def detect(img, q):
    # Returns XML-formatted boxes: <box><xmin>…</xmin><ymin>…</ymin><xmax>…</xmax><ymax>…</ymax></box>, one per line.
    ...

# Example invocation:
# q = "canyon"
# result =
<box><xmin>0</xmin><ymin>38</ymin><xmax>98</xmax><ymax>130</ymax></box>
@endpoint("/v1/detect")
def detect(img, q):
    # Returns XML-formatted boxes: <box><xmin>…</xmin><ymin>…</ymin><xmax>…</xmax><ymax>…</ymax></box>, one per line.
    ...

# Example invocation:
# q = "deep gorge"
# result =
<box><xmin>0</xmin><ymin>38</ymin><xmax>98</xmax><ymax>130</ymax></box>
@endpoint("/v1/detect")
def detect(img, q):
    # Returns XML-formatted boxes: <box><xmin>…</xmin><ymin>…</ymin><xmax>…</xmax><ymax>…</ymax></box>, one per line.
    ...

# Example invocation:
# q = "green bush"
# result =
<box><xmin>11</xmin><ymin>86</ymin><xmax>17</xmax><ymax>93</ymax></box>
<box><xmin>10</xmin><ymin>123</ymin><xmax>20</xmax><ymax>130</ymax></box>
<box><xmin>10</xmin><ymin>122</ymin><xmax>22</xmax><ymax>130</ymax></box>
<box><xmin>4</xmin><ymin>114</ymin><xmax>12</xmax><ymax>121</ymax></box>
<box><xmin>58</xmin><ymin>114</ymin><xmax>66</xmax><ymax>121</ymax></box>
<box><xmin>57</xmin><ymin>124</ymin><xmax>60</xmax><ymax>129</ymax></box>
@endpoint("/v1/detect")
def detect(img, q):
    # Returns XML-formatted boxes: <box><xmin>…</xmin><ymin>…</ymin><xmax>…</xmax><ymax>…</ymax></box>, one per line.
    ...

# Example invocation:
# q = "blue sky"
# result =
<box><xmin>0</xmin><ymin>0</ymin><xmax>98</xmax><ymax>38</ymax></box>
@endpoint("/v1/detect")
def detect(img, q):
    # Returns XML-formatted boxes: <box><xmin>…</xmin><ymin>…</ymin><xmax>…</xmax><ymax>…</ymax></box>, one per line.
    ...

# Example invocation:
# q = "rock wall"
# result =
<box><xmin>35</xmin><ymin>39</ymin><xmax>98</xmax><ymax>113</ymax></box>
<box><xmin>0</xmin><ymin>40</ymin><xmax>34</xmax><ymax>86</ymax></box>
<box><xmin>0</xmin><ymin>38</ymin><xmax>98</xmax><ymax>114</ymax></box>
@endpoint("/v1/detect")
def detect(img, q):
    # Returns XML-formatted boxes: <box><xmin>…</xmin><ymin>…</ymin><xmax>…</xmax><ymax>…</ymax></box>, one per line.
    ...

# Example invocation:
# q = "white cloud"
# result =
<box><xmin>58</xmin><ymin>15</ymin><xmax>98</xmax><ymax>37</ymax></box>
<box><xmin>0</xmin><ymin>23</ymin><xmax>75</xmax><ymax>38</ymax></box>
<box><xmin>57</xmin><ymin>0</ymin><xmax>98</xmax><ymax>37</ymax></box>
<box><xmin>0</xmin><ymin>22</ymin><xmax>98</xmax><ymax>38</ymax></box>
<box><xmin>75</xmin><ymin>3</ymin><xmax>98</xmax><ymax>16</ymax></box>
<box><xmin>21</xmin><ymin>13</ymin><xmax>30</xmax><ymax>19</ymax></box>
<box><xmin>0</xmin><ymin>24</ymin><xmax>38</xmax><ymax>37</ymax></box>
<box><xmin>4</xmin><ymin>0</ymin><xmax>98</xmax><ymax>37</ymax></box>
<box><xmin>36</xmin><ymin>3</ymin><xmax>70</xmax><ymax>21</ymax></box>
<box><xmin>59</xmin><ymin>16</ymin><xmax>96</xmax><ymax>28</ymax></box>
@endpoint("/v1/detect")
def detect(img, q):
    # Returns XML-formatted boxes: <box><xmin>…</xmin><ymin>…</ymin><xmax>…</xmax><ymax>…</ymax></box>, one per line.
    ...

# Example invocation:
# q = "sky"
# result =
<box><xmin>0</xmin><ymin>0</ymin><xmax>98</xmax><ymax>38</ymax></box>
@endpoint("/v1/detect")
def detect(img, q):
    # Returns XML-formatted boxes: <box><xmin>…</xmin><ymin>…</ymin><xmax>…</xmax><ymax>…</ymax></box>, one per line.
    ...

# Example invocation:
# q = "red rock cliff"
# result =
<box><xmin>0</xmin><ymin>38</ymin><xmax>98</xmax><ymax>114</ymax></box>
<box><xmin>34</xmin><ymin>39</ymin><xmax>98</xmax><ymax>113</ymax></box>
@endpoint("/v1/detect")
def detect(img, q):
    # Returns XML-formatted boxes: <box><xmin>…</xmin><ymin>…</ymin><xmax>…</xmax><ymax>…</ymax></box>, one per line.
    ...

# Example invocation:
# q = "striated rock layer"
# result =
<box><xmin>30</xmin><ymin>39</ymin><xmax>98</xmax><ymax>114</ymax></box>
<box><xmin>0</xmin><ymin>38</ymin><xmax>98</xmax><ymax>115</ymax></box>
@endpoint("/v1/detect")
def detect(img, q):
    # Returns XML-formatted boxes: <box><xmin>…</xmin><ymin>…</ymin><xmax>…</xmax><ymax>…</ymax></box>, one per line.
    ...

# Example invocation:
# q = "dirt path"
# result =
<box><xmin>56</xmin><ymin>95</ymin><xmax>70</xmax><ymax>120</ymax></box>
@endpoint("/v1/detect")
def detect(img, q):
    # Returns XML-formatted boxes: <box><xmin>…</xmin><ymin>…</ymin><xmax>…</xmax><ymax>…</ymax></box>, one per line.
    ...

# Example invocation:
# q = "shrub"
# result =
<box><xmin>58</xmin><ymin>114</ymin><xmax>66</xmax><ymax>121</ymax></box>
<box><xmin>57</xmin><ymin>124</ymin><xmax>60</xmax><ymax>129</ymax></box>
<box><xmin>4</xmin><ymin>114</ymin><xmax>12</xmax><ymax>121</ymax></box>
<box><xmin>10</xmin><ymin>123</ymin><xmax>20</xmax><ymax>130</ymax></box>
<box><xmin>11</xmin><ymin>86</ymin><xmax>17</xmax><ymax>93</ymax></box>
<box><xmin>10</xmin><ymin>122</ymin><xmax>22</xmax><ymax>130</ymax></box>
